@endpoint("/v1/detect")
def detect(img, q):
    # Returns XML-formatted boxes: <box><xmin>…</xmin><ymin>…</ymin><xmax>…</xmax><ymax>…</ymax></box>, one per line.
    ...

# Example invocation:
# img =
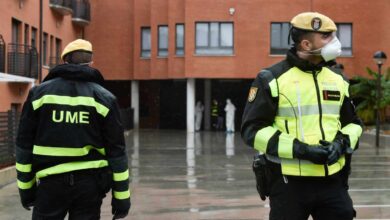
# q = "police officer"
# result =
<box><xmin>241</xmin><ymin>12</ymin><xmax>363</xmax><ymax>220</ymax></box>
<box><xmin>211</xmin><ymin>99</ymin><xmax>219</xmax><ymax>129</ymax></box>
<box><xmin>16</xmin><ymin>39</ymin><xmax>131</xmax><ymax>219</ymax></box>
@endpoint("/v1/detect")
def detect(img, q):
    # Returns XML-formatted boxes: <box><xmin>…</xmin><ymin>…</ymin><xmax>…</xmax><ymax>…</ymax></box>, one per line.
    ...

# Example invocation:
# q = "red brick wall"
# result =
<box><xmin>88</xmin><ymin>0</ymin><xmax>390</xmax><ymax>80</ymax></box>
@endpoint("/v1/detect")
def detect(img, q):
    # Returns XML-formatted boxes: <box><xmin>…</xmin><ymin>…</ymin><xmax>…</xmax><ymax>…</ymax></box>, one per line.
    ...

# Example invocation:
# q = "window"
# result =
<box><xmin>195</xmin><ymin>22</ymin><xmax>233</xmax><ymax>55</ymax></box>
<box><xmin>336</xmin><ymin>23</ymin><xmax>352</xmax><ymax>56</ymax></box>
<box><xmin>50</xmin><ymin>35</ymin><xmax>54</xmax><ymax>60</ymax></box>
<box><xmin>270</xmin><ymin>22</ymin><xmax>292</xmax><ymax>55</ymax></box>
<box><xmin>158</xmin><ymin>25</ymin><xmax>168</xmax><ymax>57</ymax></box>
<box><xmin>12</xmin><ymin>18</ymin><xmax>21</xmax><ymax>44</ymax></box>
<box><xmin>55</xmin><ymin>38</ymin><xmax>62</xmax><ymax>59</ymax></box>
<box><xmin>53</xmin><ymin>38</ymin><xmax>62</xmax><ymax>67</ymax></box>
<box><xmin>176</xmin><ymin>24</ymin><xmax>184</xmax><ymax>56</ymax></box>
<box><xmin>24</xmin><ymin>24</ymin><xmax>29</xmax><ymax>45</ymax></box>
<box><xmin>31</xmin><ymin>27</ymin><xmax>37</xmax><ymax>48</ymax></box>
<box><xmin>141</xmin><ymin>27</ymin><xmax>151</xmax><ymax>58</ymax></box>
<box><xmin>43</xmin><ymin>33</ymin><xmax>48</xmax><ymax>65</ymax></box>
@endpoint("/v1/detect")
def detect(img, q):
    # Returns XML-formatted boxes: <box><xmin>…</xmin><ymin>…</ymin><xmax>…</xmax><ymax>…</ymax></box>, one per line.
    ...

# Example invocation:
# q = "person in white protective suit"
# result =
<box><xmin>224</xmin><ymin>99</ymin><xmax>236</xmax><ymax>133</ymax></box>
<box><xmin>195</xmin><ymin>101</ymin><xmax>204</xmax><ymax>131</ymax></box>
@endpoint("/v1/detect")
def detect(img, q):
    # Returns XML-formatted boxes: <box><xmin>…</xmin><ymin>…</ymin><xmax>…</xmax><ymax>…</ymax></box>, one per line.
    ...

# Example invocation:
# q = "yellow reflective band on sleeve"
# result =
<box><xmin>344</xmin><ymin>81</ymin><xmax>350</xmax><ymax>97</ymax></box>
<box><xmin>113</xmin><ymin>170</ymin><xmax>129</xmax><ymax>182</ymax></box>
<box><xmin>269</xmin><ymin>79</ymin><xmax>278</xmax><ymax>98</ymax></box>
<box><xmin>113</xmin><ymin>190</ymin><xmax>131</xmax><ymax>200</ymax></box>
<box><xmin>277</xmin><ymin>133</ymin><xmax>294</xmax><ymax>159</ymax></box>
<box><xmin>33</xmin><ymin>145</ymin><xmax>106</xmax><ymax>157</ymax></box>
<box><xmin>328</xmin><ymin>156</ymin><xmax>345</xmax><ymax>175</ymax></box>
<box><xmin>254</xmin><ymin>126</ymin><xmax>278</xmax><ymax>152</ymax></box>
<box><xmin>17</xmin><ymin>178</ymin><xmax>36</xmax><ymax>190</ymax></box>
<box><xmin>16</xmin><ymin>163</ymin><xmax>32</xmax><ymax>173</ymax></box>
<box><xmin>341</xmin><ymin>123</ymin><xmax>363</xmax><ymax>150</ymax></box>
<box><xmin>32</xmin><ymin>95</ymin><xmax>109</xmax><ymax>117</ymax></box>
<box><xmin>36</xmin><ymin>160</ymin><xmax>108</xmax><ymax>179</ymax></box>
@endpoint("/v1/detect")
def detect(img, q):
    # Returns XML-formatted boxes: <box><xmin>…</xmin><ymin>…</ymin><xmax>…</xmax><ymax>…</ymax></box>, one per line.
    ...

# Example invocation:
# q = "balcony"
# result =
<box><xmin>7</xmin><ymin>44</ymin><xmax>38</xmax><ymax>79</ymax></box>
<box><xmin>71</xmin><ymin>0</ymin><xmax>90</xmax><ymax>27</ymax></box>
<box><xmin>49</xmin><ymin>0</ymin><xmax>73</xmax><ymax>15</ymax></box>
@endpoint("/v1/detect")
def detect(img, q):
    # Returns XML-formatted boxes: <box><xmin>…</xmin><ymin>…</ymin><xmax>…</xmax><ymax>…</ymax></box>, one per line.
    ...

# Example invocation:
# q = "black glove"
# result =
<box><xmin>19</xmin><ymin>186</ymin><xmax>36</xmax><ymax>211</ymax></box>
<box><xmin>22</xmin><ymin>201</ymin><xmax>34</xmax><ymax>211</ymax></box>
<box><xmin>320</xmin><ymin>132</ymin><xmax>350</xmax><ymax>165</ymax></box>
<box><xmin>293</xmin><ymin>139</ymin><xmax>329</xmax><ymax>164</ymax></box>
<box><xmin>112</xmin><ymin>198</ymin><xmax>131</xmax><ymax>219</ymax></box>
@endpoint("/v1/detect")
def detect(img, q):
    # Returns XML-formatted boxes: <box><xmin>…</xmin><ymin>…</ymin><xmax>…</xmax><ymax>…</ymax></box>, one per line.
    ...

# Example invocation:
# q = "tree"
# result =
<box><xmin>350</xmin><ymin>67</ymin><xmax>390</xmax><ymax>124</ymax></box>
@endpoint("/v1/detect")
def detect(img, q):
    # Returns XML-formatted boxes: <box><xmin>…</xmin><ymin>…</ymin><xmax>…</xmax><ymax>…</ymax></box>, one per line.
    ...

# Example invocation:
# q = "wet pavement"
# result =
<box><xmin>0</xmin><ymin>130</ymin><xmax>390</xmax><ymax>219</ymax></box>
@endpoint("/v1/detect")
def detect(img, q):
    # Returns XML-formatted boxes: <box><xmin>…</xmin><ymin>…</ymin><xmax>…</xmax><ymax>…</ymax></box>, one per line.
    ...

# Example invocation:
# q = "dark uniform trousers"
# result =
<box><xmin>32</xmin><ymin>169</ymin><xmax>111</xmax><ymax>220</ymax></box>
<box><xmin>267</xmin><ymin>162</ymin><xmax>355</xmax><ymax>220</ymax></box>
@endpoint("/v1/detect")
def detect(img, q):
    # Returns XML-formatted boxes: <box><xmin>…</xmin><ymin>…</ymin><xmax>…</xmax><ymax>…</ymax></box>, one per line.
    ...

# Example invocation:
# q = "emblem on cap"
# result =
<box><xmin>311</xmin><ymin>17</ymin><xmax>322</xmax><ymax>31</ymax></box>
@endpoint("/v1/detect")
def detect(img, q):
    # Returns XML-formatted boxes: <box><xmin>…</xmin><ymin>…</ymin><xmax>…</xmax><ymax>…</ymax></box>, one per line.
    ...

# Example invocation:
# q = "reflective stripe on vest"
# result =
<box><xmin>278</xmin><ymin>104</ymin><xmax>340</xmax><ymax>117</ymax></box>
<box><xmin>280</xmin><ymin>156</ymin><xmax>345</xmax><ymax>176</ymax></box>
<box><xmin>36</xmin><ymin>160</ymin><xmax>108</xmax><ymax>179</ymax></box>
<box><xmin>32</xmin><ymin>95</ymin><xmax>109</xmax><ymax>117</ymax></box>
<box><xmin>33</xmin><ymin>145</ymin><xmax>106</xmax><ymax>157</ymax></box>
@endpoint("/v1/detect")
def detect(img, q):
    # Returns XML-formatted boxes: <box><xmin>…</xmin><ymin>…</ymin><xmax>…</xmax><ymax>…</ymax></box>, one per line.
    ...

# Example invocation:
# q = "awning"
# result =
<box><xmin>0</xmin><ymin>72</ymin><xmax>35</xmax><ymax>86</ymax></box>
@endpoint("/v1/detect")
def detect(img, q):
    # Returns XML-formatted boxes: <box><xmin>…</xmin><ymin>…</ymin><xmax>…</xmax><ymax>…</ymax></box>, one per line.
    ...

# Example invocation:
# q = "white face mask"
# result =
<box><xmin>320</xmin><ymin>36</ymin><xmax>342</xmax><ymax>61</ymax></box>
<box><xmin>307</xmin><ymin>36</ymin><xmax>342</xmax><ymax>62</ymax></box>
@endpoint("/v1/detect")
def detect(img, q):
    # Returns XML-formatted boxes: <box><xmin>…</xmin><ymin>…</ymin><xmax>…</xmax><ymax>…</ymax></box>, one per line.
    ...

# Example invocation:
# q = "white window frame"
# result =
<box><xmin>158</xmin><ymin>25</ymin><xmax>168</xmax><ymax>57</ymax></box>
<box><xmin>195</xmin><ymin>22</ymin><xmax>234</xmax><ymax>55</ymax></box>
<box><xmin>175</xmin><ymin>24</ymin><xmax>184</xmax><ymax>56</ymax></box>
<box><xmin>270</xmin><ymin>22</ymin><xmax>292</xmax><ymax>55</ymax></box>
<box><xmin>336</xmin><ymin>23</ymin><xmax>352</xmax><ymax>56</ymax></box>
<box><xmin>141</xmin><ymin>27</ymin><xmax>151</xmax><ymax>58</ymax></box>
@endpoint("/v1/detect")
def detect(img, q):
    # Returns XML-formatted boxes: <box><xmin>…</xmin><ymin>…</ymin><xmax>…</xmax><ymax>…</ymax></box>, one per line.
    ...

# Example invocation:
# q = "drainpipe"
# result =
<box><xmin>38</xmin><ymin>0</ymin><xmax>43</xmax><ymax>83</ymax></box>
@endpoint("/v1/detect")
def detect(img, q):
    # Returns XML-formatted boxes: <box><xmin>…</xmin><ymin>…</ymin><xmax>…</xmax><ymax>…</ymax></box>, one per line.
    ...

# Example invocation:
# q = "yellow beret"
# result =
<box><xmin>61</xmin><ymin>39</ymin><xmax>92</xmax><ymax>60</ymax></box>
<box><xmin>291</xmin><ymin>12</ymin><xmax>337</xmax><ymax>32</ymax></box>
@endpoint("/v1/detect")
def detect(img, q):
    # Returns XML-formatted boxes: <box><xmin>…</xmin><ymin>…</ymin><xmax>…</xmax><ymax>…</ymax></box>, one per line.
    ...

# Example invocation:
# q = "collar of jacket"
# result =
<box><xmin>43</xmin><ymin>64</ymin><xmax>105</xmax><ymax>85</ymax></box>
<box><xmin>286</xmin><ymin>47</ymin><xmax>336</xmax><ymax>72</ymax></box>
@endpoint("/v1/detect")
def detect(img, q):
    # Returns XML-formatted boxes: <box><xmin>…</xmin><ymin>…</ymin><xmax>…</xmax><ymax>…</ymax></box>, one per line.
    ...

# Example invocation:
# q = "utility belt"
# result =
<box><xmin>39</xmin><ymin>168</ymin><xmax>112</xmax><ymax>192</ymax></box>
<box><xmin>252</xmin><ymin>153</ymin><xmax>352</xmax><ymax>201</ymax></box>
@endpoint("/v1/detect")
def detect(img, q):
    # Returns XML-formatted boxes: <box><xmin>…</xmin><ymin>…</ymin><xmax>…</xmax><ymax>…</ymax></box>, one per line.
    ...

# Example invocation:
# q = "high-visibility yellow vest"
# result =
<box><xmin>254</xmin><ymin>67</ymin><xmax>362</xmax><ymax>176</ymax></box>
<box><xmin>211</xmin><ymin>104</ymin><xmax>218</xmax><ymax>117</ymax></box>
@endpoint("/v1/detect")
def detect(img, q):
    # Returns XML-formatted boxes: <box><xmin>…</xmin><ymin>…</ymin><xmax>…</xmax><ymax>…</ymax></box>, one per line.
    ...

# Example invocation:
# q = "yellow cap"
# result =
<box><xmin>61</xmin><ymin>39</ymin><xmax>92</xmax><ymax>60</ymax></box>
<box><xmin>291</xmin><ymin>12</ymin><xmax>337</xmax><ymax>32</ymax></box>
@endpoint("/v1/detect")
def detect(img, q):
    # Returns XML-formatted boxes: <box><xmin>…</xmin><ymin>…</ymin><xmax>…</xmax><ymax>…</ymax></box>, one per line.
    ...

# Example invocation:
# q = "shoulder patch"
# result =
<box><xmin>248</xmin><ymin>87</ymin><xmax>258</xmax><ymax>102</ymax></box>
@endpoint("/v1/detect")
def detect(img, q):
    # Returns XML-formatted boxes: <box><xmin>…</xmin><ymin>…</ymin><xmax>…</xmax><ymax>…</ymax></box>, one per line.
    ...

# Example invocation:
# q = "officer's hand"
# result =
<box><xmin>293</xmin><ymin>139</ymin><xmax>329</xmax><ymax>164</ymax></box>
<box><xmin>320</xmin><ymin>132</ymin><xmax>351</xmax><ymax>165</ymax></box>
<box><xmin>112</xmin><ymin>210</ymin><xmax>129</xmax><ymax>219</ymax></box>
<box><xmin>22</xmin><ymin>202</ymin><xmax>34</xmax><ymax>211</ymax></box>
<box><xmin>19</xmin><ymin>186</ymin><xmax>36</xmax><ymax>211</ymax></box>
<box><xmin>320</xmin><ymin>139</ymin><xmax>345</xmax><ymax>165</ymax></box>
<box><xmin>112</xmin><ymin>198</ymin><xmax>131</xmax><ymax>219</ymax></box>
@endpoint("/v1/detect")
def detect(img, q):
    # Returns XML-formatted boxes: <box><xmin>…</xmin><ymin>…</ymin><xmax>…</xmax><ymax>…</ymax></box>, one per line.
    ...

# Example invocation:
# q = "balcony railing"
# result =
<box><xmin>0</xmin><ymin>35</ymin><xmax>5</xmax><ymax>73</ymax></box>
<box><xmin>49</xmin><ymin>56</ymin><xmax>61</xmax><ymax>69</ymax></box>
<box><xmin>72</xmin><ymin>0</ymin><xmax>90</xmax><ymax>27</ymax></box>
<box><xmin>49</xmin><ymin>0</ymin><xmax>73</xmax><ymax>15</ymax></box>
<box><xmin>7</xmin><ymin>43</ymin><xmax>38</xmax><ymax>79</ymax></box>
<box><xmin>0</xmin><ymin>111</ymin><xmax>20</xmax><ymax>166</ymax></box>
